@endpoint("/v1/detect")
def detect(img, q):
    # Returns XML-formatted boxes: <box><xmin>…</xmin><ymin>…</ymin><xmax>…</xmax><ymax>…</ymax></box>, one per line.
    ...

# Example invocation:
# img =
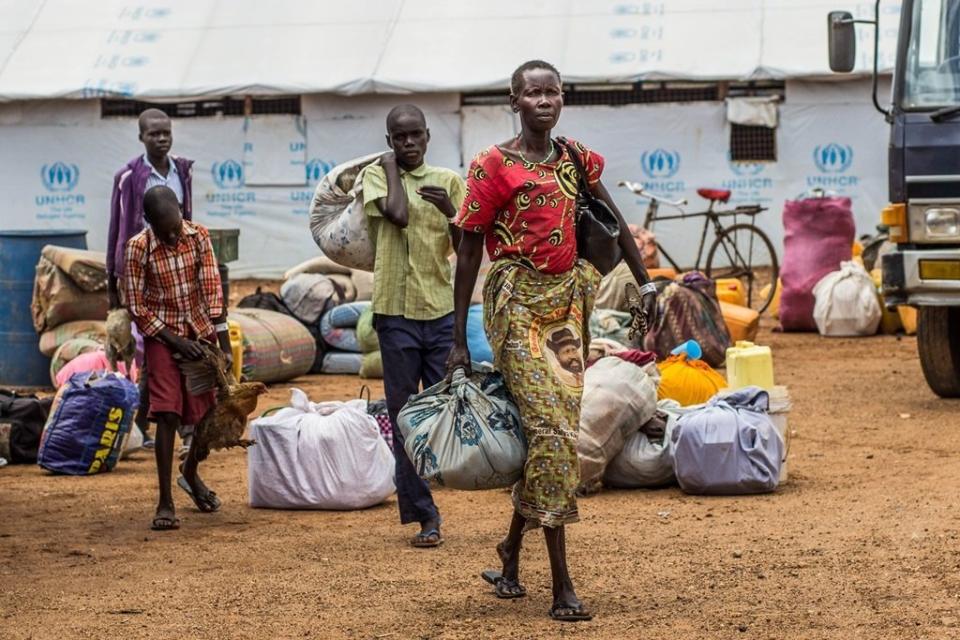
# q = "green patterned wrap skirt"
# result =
<box><xmin>482</xmin><ymin>259</ymin><xmax>600</xmax><ymax>530</ymax></box>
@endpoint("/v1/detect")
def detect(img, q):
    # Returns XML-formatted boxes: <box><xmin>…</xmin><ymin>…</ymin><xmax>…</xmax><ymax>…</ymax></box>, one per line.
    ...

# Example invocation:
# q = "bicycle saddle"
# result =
<box><xmin>697</xmin><ymin>188</ymin><xmax>731</xmax><ymax>203</ymax></box>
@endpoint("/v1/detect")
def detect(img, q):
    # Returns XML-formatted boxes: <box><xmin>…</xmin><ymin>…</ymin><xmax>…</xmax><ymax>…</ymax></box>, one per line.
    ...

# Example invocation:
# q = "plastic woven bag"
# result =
<box><xmin>308</xmin><ymin>153</ymin><xmax>382</xmax><ymax>271</ymax></box>
<box><xmin>397</xmin><ymin>368</ymin><xmax>525</xmax><ymax>490</ymax></box>
<box><xmin>37</xmin><ymin>371</ymin><xmax>139</xmax><ymax>475</ymax></box>
<box><xmin>812</xmin><ymin>261</ymin><xmax>882</xmax><ymax>337</ymax></box>
<box><xmin>670</xmin><ymin>386</ymin><xmax>784</xmax><ymax>495</ymax></box>
<box><xmin>779</xmin><ymin>197</ymin><xmax>855</xmax><ymax>331</ymax></box>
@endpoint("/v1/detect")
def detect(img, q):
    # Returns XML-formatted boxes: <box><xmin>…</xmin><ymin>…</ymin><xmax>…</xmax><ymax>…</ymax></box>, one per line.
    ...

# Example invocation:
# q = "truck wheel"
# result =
<box><xmin>917</xmin><ymin>306</ymin><xmax>960</xmax><ymax>398</ymax></box>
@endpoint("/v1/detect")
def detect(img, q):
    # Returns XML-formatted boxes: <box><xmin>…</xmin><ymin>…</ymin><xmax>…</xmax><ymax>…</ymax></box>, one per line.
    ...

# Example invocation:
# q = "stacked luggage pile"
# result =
<box><xmin>31</xmin><ymin>246</ymin><xmax>114</xmax><ymax>387</ymax></box>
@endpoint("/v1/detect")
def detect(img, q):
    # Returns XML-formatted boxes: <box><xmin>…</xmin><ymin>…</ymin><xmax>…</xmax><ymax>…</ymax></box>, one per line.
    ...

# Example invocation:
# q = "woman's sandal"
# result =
<box><xmin>549</xmin><ymin>602</ymin><xmax>593</xmax><ymax>622</ymax></box>
<box><xmin>481</xmin><ymin>570</ymin><xmax>527</xmax><ymax>599</ymax></box>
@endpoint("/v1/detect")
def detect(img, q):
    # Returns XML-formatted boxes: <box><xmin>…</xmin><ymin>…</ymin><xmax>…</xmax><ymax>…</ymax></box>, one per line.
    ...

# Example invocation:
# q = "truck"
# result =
<box><xmin>828</xmin><ymin>0</ymin><xmax>960</xmax><ymax>397</ymax></box>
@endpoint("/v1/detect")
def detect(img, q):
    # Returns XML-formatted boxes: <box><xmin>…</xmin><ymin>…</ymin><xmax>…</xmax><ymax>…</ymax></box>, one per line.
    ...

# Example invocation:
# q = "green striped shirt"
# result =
<box><xmin>363</xmin><ymin>163</ymin><xmax>466</xmax><ymax>320</ymax></box>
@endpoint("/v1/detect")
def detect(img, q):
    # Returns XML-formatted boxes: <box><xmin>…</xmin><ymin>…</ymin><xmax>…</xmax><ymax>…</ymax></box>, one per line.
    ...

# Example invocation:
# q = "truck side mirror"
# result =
<box><xmin>828</xmin><ymin>11</ymin><xmax>856</xmax><ymax>72</ymax></box>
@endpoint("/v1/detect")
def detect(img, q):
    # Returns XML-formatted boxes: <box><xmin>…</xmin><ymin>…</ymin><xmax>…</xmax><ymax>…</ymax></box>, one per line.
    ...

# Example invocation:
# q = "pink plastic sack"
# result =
<box><xmin>54</xmin><ymin>349</ymin><xmax>138</xmax><ymax>389</ymax></box>
<box><xmin>779</xmin><ymin>197</ymin><xmax>855</xmax><ymax>331</ymax></box>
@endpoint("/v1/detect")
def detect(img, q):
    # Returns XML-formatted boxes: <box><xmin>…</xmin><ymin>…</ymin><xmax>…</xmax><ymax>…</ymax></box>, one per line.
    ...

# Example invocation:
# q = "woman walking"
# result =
<box><xmin>446</xmin><ymin>60</ymin><xmax>657</xmax><ymax>622</ymax></box>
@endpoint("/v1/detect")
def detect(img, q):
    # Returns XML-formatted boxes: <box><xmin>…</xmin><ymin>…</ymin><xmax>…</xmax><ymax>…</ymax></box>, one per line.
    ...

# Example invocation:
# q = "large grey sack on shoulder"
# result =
<box><xmin>397</xmin><ymin>369</ymin><xmax>526</xmax><ymax>491</ymax></box>
<box><xmin>308</xmin><ymin>152</ymin><xmax>382</xmax><ymax>271</ymax></box>
<box><xmin>578</xmin><ymin>357</ymin><xmax>659</xmax><ymax>489</ymax></box>
<box><xmin>670</xmin><ymin>386</ymin><xmax>784</xmax><ymax>495</ymax></box>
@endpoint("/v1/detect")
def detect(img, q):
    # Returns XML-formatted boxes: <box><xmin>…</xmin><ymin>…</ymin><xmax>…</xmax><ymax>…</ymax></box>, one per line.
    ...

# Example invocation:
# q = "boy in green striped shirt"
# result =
<box><xmin>363</xmin><ymin>104</ymin><xmax>465</xmax><ymax>547</ymax></box>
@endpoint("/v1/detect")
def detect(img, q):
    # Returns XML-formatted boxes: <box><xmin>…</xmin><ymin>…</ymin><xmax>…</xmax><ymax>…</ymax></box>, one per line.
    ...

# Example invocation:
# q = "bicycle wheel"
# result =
<box><xmin>705</xmin><ymin>223</ymin><xmax>779</xmax><ymax>314</ymax></box>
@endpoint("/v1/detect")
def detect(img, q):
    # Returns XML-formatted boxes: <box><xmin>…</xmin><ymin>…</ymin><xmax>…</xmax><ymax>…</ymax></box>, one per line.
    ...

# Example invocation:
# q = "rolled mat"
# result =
<box><xmin>230</xmin><ymin>308</ymin><xmax>316</xmax><ymax>383</ymax></box>
<box><xmin>321</xmin><ymin>351</ymin><xmax>363</xmax><ymax>375</ymax></box>
<box><xmin>39</xmin><ymin>320</ymin><xmax>107</xmax><ymax>357</ymax></box>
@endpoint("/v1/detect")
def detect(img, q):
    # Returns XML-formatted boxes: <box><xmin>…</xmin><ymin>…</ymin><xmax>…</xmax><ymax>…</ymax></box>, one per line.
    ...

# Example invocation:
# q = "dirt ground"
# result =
<box><xmin>3</xmin><ymin>311</ymin><xmax>960</xmax><ymax>639</ymax></box>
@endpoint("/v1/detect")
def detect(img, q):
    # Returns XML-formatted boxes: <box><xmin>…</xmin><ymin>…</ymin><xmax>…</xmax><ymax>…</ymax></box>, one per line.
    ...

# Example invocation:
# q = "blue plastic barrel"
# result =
<box><xmin>0</xmin><ymin>230</ymin><xmax>87</xmax><ymax>387</ymax></box>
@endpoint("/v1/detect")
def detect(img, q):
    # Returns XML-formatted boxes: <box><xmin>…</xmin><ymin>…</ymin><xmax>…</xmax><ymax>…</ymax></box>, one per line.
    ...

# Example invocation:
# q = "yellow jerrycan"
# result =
<box><xmin>725</xmin><ymin>341</ymin><xmax>775</xmax><ymax>390</ymax></box>
<box><xmin>227</xmin><ymin>319</ymin><xmax>244</xmax><ymax>381</ymax></box>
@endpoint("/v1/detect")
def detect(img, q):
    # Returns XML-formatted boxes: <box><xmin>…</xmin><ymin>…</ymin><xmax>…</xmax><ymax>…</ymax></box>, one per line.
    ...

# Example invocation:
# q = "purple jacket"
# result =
<box><xmin>107</xmin><ymin>154</ymin><xmax>194</xmax><ymax>278</ymax></box>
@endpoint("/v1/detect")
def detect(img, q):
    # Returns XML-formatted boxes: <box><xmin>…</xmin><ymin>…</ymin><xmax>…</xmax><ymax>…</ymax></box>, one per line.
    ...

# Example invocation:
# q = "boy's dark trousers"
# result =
<box><xmin>374</xmin><ymin>313</ymin><xmax>454</xmax><ymax>525</ymax></box>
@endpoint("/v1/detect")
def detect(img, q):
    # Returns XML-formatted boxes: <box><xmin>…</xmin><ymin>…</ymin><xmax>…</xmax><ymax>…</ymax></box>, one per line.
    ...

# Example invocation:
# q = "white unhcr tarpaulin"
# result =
<box><xmin>0</xmin><ymin>0</ymin><xmax>902</xmax><ymax>101</ymax></box>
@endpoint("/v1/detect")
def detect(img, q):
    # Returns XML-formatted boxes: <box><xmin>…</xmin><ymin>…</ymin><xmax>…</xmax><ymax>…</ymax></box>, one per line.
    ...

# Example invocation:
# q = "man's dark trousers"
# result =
<box><xmin>374</xmin><ymin>313</ymin><xmax>453</xmax><ymax>525</ymax></box>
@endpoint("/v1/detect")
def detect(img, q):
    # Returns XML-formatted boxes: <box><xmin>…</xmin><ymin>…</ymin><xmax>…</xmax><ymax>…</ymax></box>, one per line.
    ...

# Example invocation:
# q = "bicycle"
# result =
<box><xmin>618</xmin><ymin>181</ymin><xmax>780</xmax><ymax>314</ymax></box>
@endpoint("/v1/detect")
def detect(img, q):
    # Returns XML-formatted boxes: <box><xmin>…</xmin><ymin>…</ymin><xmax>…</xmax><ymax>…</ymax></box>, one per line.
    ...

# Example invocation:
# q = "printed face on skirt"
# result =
<box><xmin>542</xmin><ymin>324</ymin><xmax>584</xmax><ymax>388</ymax></box>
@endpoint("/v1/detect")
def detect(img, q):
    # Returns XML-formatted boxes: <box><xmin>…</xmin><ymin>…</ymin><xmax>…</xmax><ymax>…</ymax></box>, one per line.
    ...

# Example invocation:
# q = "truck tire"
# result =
<box><xmin>917</xmin><ymin>306</ymin><xmax>960</xmax><ymax>398</ymax></box>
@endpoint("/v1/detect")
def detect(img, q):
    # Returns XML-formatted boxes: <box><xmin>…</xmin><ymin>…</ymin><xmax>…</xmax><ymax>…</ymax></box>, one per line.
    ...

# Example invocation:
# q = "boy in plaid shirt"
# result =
<box><xmin>124</xmin><ymin>186</ymin><xmax>232</xmax><ymax>530</ymax></box>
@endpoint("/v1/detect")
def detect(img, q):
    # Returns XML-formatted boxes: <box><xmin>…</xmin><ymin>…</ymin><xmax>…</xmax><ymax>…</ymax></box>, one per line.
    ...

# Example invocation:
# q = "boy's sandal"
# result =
<box><xmin>410</xmin><ymin>529</ymin><xmax>443</xmax><ymax>548</ymax></box>
<box><xmin>177</xmin><ymin>475</ymin><xmax>221</xmax><ymax>513</ymax></box>
<box><xmin>549</xmin><ymin>602</ymin><xmax>593</xmax><ymax>622</ymax></box>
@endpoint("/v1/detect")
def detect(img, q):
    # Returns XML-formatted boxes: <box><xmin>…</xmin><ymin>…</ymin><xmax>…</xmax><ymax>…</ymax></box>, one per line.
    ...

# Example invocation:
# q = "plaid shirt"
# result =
<box><xmin>123</xmin><ymin>220</ymin><xmax>224</xmax><ymax>339</ymax></box>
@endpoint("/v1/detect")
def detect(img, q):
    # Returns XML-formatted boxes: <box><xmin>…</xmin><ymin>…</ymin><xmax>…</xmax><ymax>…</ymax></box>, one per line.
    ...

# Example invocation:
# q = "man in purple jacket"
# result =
<box><xmin>107</xmin><ymin>108</ymin><xmax>195</xmax><ymax>452</ymax></box>
<box><xmin>107</xmin><ymin>108</ymin><xmax>194</xmax><ymax>307</ymax></box>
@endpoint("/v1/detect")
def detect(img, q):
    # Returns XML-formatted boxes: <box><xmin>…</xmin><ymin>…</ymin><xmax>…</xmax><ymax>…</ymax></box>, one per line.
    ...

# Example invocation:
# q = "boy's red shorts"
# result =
<box><xmin>144</xmin><ymin>337</ymin><xmax>215</xmax><ymax>424</ymax></box>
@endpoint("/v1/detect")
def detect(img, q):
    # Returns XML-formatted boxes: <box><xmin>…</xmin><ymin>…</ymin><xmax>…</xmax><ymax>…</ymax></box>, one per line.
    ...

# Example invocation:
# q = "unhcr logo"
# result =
<box><xmin>305</xmin><ymin>158</ymin><xmax>334</xmax><ymax>184</ymax></box>
<box><xmin>728</xmin><ymin>158</ymin><xmax>765</xmax><ymax>177</ymax></box>
<box><xmin>723</xmin><ymin>156</ymin><xmax>773</xmax><ymax>193</ymax></box>
<box><xmin>211</xmin><ymin>160</ymin><xmax>244</xmax><ymax>189</ymax></box>
<box><xmin>207</xmin><ymin>159</ymin><xmax>255</xmax><ymax>208</ymax></box>
<box><xmin>807</xmin><ymin>143</ymin><xmax>859</xmax><ymax>190</ymax></box>
<box><xmin>638</xmin><ymin>149</ymin><xmax>685</xmax><ymax>193</ymax></box>
<box><xmin>813</xmin><ymin>143</ymin><xmax>854</xmax><ymax>174</ymax></box>
<box><xmin>36</xmin><ymin>162</ymin><xmax>85</xmax><ymax>213</ymax></box>
<box><xmin>41</xmin><ymin>162</ymin><xmax>79</xmax><ymax>192</ymax></box>
<box><xmin>641</xmin><ymin>149</ymin><xmax>681</xmax><ymax>179</ymax></box>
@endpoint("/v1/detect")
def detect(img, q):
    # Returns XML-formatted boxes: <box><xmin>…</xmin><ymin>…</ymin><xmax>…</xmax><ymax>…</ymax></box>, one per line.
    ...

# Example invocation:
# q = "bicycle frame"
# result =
<box><xmin>642</xmin><ymin>198</ymin><xmax>733</xmax><ymax>272</ymax></box>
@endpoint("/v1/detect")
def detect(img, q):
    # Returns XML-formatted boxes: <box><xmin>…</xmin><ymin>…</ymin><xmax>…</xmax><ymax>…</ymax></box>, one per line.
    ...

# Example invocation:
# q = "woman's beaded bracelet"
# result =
<box><xmin>638</xmin><ymin>282</ymin><xmax>658</xmax><ymax>297</ymax></box>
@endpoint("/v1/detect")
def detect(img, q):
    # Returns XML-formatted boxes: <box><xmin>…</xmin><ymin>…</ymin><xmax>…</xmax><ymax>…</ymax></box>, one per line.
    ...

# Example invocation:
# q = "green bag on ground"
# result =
<box><xmin>360</xmin><ymin>351</ymin><xmax>383</xmax><ymax>379</ymax></box>
<box><xmin>357</xmin><ymin>307</ymin><xmax>379</xmax><ymax>354</ymax></box>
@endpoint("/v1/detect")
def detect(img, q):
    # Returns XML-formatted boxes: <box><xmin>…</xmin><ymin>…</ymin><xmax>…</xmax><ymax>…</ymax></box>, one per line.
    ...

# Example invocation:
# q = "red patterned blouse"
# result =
<box><xmin>455</xmin><ymin>139</ymin><xmax>604</xmax><ymax>274</ymax></box>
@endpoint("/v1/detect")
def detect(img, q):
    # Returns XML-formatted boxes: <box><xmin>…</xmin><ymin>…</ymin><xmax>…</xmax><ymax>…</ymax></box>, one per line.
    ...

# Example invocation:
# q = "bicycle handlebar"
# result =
<box><xmin>617</xmin><ymin>180</ymin><xmax>688</xmax><ymax>208</ymax></box>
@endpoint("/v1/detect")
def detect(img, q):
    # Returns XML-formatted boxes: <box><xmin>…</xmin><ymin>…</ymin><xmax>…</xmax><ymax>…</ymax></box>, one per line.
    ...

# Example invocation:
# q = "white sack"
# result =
<box><xmin>120</xmin><ymin>424</ymin><xmax>144</xmax><ymax>459</ymax></box>
<box><xmin>604</xmin><ymin>399</ymin><xmax>686</xmax><ymax>488</ymax></box>
<box><xmin>578</xmin><ymin>357</ymin><xmax>660</xmax><ymax>489</ymax></box>
<box><xmin>247</xmin><ymin>390</ymin><xmax>395</xmax><ymax>510</ymax></box>
<box><xmin>813</xmin><ymin>261</ymin><xmax>882</xmax><ymax>337</ymax></box>
<box><xmin>308</xmin><ymin>152</ymin><xmax>383</xmax><ymax>271</ymax></box>
<box><xmin>670</xmin><ymin>387</ymin><xmax>784</xmax><ymax>495</ymax></box>
<box><xmin>397</xmin><ymin>369</ymin><xmax>525</xmax><ymax>490</ymax></box>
